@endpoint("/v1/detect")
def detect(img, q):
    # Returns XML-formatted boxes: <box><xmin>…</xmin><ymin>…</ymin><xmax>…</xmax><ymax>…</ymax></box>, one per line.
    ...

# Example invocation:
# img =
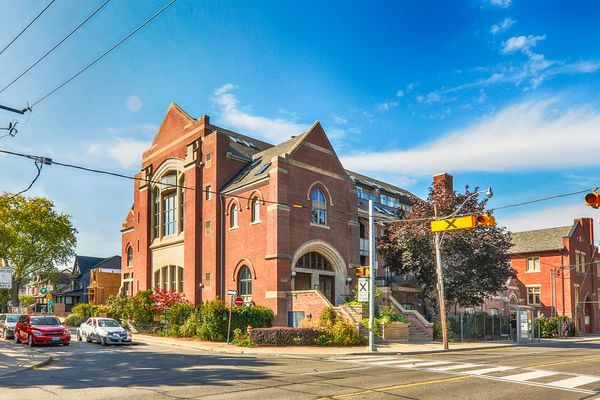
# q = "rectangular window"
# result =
<box><xmin>205</xmin><ymin>185</ymin><xmax>212</xmax><ymax>200</ymax></box>
<box><xmin>123</xmin><ymin>281</ymin><xmax>130</xmax><ymax>297</ymax></box>
<box><xmin>178</xmin><ymin>267</ymin><xmax>184</xmax><ymax>293</ymax></box>
<box><xmin>154</xmin><ymin>270</ymin><xmax>160</xmax><ymax>289</ymax></box>
<box><xmin>527</xmin><ymin>286</ymin><xmax>541</xmax><ymax>305</ymax></box>
<box><xmin>380</xmin><ymin>194</ymin><xmax>388</xmax><ymax>205</ymax></box>
<box><xmin>205</xmin><ymin>152</ymin><xmax>212</xmax><ymax>168</ymax></box>
<box><xmin>205</xmin><ymin>272</ymin><xmax>211</xmax><ymax>287</ymax></box>
<box><xmin>597</xmin><ymin>262</ymin><xmax>600</xmax><ymax>277</ymax></box>
<box><xmin>356</xmin><ymin>186</ymin><xmax>363</xmax><ymax>199</ymax></box>
<box><xmin>153</xmin><ymin>190</ymin><xmax>160</xmax><ymax>239</ymax></box>
<box><xmin>170</xmin><ymin>265</ymin><xmax>176</xmax><ymax>291</ymax></box>
<box><xmin>65</xmin><ymin>296</ymin><xmax>73</xmax><ymax>305</ymax></box>
<box><xmin>526</xmin><ymin>257</ymin><xmax>540</xmax><ymax>272</ymax></box>
<box><xmin>162</xmin><ymin>268</ymin><xmax>168</xmax><ymax>290</ymax></box>
<box><xmin>180</xmin><ymin>186</ymin><xmax>185</xmax><ymax>232</ymax></box>
<box><xmin>575</xmin><ymin>286</ymin><xmax>580</xmax><ymax>306</ymax></box>
<box><xmin>205</xmin><ymin>220</ymin><xmax>212</xmax><ymax>235</ymax></box>
<box><xmin>162</xmin><ymin>192</ymin><xmax>177</xmax><ymax>236</ymax></box>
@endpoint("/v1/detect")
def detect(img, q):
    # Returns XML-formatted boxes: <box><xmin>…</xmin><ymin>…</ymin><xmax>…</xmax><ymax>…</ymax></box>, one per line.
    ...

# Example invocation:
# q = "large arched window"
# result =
<box><xmin>126</xmin><ymin>246</ymin><xmax>133</xmax><ymax>268</ymax></box>
<box><xmin>238</xmin><ymin>266</ymin><xmax>252</xmax><ymax>298</ymax></box>
<box><xmin>151</xmin><ymin>169</ymin><xmax>185</xmax><ymax>240</ymax></box>
<box><xmin>296</xmin><ymin>252</ymin><xmax>333</xmax><ymax>271</ymax></box>
<box><xmin>161</xmin><ymin>173</ymin><xmax>177</xmax><ymax>236</ymax></box>
<box><xmin>230</xmin><ymin>203</ymin><xmax>239</xmax><ymax>228</ymax></box>
<box><xmin>251</xmin><ymin>197</ymin><xmax>260</xmax><ymax>223</ymax></box>
<box><xmin>311</xmin><ymin>188</ymin><xmax>327</xmax><ymax>225</ymax></box>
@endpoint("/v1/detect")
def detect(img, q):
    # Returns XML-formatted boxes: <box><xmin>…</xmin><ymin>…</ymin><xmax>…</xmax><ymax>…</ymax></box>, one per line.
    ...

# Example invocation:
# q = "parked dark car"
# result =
<box><xmin>0</xmin><ymin>314</ymin><xmax>22</xmax><ymax>339</ymax></box>
<box><xmin>14</xmin><ymin>315</ymin><xmax>71</xmax><ymax>347</ymax></box>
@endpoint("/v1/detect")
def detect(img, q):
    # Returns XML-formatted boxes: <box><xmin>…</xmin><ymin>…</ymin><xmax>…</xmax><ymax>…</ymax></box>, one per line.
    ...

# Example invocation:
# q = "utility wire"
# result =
<box><xmin>0</xmin><ymin>0</ymin><xmax>56</xmax><ymax>55</ymax></box>
<box><xmin>8</xmin><ymin>160</ymin><xmax>44</xmax><ymax>198</ymax></box>
<box><xmin>491</xmin><ymin>189</ymin><xmax>592</xmax><ymax>211</ymax></box>
<box><xmin>30</xmin><ymin>0</ymin><xmax>176</xmax><ymax>109</ymax></box>
<box><xmin>0</xmin><ymin>0</ymin><xmax>111</xmax><ymax>95</ymax></box>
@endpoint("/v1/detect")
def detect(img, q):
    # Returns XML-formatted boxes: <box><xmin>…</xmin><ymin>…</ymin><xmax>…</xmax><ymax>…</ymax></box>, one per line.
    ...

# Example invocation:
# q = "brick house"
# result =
<box><xmin>510</xmin><ymin>218</ymin><xmax>600</xmax><ymax>333</ymax></box>
<box><xmin>121</xmin><ymin>104</ymin><xmax>415</xmax><ymax>326</ymax></box>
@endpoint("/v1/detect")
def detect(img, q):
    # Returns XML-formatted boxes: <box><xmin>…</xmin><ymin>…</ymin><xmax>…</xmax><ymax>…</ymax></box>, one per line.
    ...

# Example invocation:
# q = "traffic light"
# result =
<box><xmin>355</xmin><ymin>267</ymin><xmax>370</xmax><ymax>277</ymax></box>
<box><xmin>584</xmin><ymin>192</ymin><xmax>600</xmax><ymax>209</ymax></box>
<box><xmin>475</xmin><ymin>214</ymin><xmax>496</xmax><ymax>226</ymax></box>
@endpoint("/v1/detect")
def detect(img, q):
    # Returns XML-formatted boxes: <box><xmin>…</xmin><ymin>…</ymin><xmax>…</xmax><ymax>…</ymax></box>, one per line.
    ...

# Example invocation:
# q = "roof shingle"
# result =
<box><xmin>510</xmin><ymin>226</ymin><xmax>572</xmax><ymax>254</ymax></box>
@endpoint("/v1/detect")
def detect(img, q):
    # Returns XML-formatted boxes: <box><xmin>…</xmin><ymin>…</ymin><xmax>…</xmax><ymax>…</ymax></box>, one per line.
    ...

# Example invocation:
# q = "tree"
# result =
<box><xmin>378</xmin><ymin>183</ymin><xmax>514</xmax><ymax>309</ymax></box>
<box><xmin>0</xmin><ymin>194</ymin><xmax>77</xmax><ymax>306</ymax></box>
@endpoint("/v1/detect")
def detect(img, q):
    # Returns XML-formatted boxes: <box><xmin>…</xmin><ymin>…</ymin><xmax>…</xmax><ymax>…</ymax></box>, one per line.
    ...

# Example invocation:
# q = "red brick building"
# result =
<box><xmin>120</xmin><ymin>104</ymin><xmax>414</xmax><ymax>326</ymax></box>
<box><xmin>510</xmin><ymin>218</ymin><xmax>600</xmax><ymax>333</ymax></box>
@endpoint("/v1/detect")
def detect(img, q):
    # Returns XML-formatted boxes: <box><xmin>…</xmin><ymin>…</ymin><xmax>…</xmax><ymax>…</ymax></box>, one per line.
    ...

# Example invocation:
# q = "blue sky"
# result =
<box><xmin>1</xmin><ymin>0</ymin><xmax>600</xmax><ymax>261</ymax></box>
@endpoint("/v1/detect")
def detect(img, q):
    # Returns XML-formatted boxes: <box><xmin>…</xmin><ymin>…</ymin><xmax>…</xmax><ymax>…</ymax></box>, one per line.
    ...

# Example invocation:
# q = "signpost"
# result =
<box><xmin>0</xmin><ymin>268</ymin><xmax>13</xmax><ymax>289</ymax></box>
<box><xmin>357</xmin><ymin>277</ymin><xmax>369</xmax><ymax>302</ymax></box>
<box><xmin>226</xmin><ymin>290</ymin><xmax>238</xmax><ymax>344</ymax></box>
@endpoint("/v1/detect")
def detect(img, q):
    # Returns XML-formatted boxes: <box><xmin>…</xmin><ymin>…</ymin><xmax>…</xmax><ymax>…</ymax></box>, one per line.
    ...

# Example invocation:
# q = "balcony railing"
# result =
<box><xmin>375</xmin><ymin>275</ymin><xmax>418</xmax><ymax>287</ymax></box>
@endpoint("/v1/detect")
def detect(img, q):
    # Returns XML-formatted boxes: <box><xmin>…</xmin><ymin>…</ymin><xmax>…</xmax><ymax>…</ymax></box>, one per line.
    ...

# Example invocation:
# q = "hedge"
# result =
<box><xmin>252</xmin><ymin>327</ymin><xmax>318</xmax><ymax>346</ymax></box>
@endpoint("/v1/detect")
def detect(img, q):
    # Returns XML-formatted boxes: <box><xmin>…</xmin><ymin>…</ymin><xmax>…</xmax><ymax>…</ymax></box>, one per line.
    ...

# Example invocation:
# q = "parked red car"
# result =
<box><xmin>14</xmin><ymin>315</ymin><xmax>71</xmax><ymax>347</ymax></box>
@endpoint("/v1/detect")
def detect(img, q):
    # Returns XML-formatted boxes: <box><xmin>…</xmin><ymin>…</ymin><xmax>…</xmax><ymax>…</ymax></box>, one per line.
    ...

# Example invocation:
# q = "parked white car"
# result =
<box><xmin>76</xmin><ymin>317</ymin><xmax>132</xmax><ymax>346</ymax></box>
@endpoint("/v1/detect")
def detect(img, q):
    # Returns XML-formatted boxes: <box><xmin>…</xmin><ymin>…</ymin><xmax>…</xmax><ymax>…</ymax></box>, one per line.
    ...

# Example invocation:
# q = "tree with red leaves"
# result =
<box><xmin>150</xmin><ymin>289</ymin><xmax>189</xmax><ymax>314</ymax></box>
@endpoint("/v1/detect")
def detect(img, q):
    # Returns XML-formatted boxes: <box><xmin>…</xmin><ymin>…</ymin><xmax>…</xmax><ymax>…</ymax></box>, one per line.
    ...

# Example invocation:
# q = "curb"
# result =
<box><xmin>0</xmin><ymin>351</ymin><xmax>53</xmax><ymax>377</ymax></box>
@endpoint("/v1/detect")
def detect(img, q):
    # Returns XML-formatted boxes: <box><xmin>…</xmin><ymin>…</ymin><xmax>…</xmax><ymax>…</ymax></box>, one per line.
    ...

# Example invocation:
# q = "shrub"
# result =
<box><xmin>129</xmin><ymin>290</ymin><xmax>155</xmax><ymax>325</ymax></box>
<box><xmin>64</xmin><ymin>314</ymin><xmax>87</xmax><ymax>327</ymax></box>
<box><xmin>71</xmin><ymin>303</ymin><xmax>98</xmax><ymax>318</ymax></box>
<box><xmin>361</xmin><ymin>306</ymin><xmax>409</xmax><ymax>337</ymax></box>
<box><xmin>198</xmin><ymin>300</ymin><xmax>228</xmax><ymax>341</ymax></box>
<box><xmin>231</xmin><ymin>328</ymin><xmax>254</xmax><ymax>347</ymax></box>
<box><xmin>18</xmin><ymin>294</ymin><xmax>36</xmax><ymax>307</ymax></box>
<box><xmin>331</xmin><ymin>319</ymin><xmax>367</xmax><ymax>345</ymax></box>
<box><xmin>252</xmin><ymin>327</ymin><xmax>318</xmax><ymax>346</ymax></box>
<box><xmin>232</xmin><ymin>305</ymin><xmax>273</xmax><ymax>331</ymax></box>
<box><xmin>318</xmin><ymin>307</ymin><xmax>337</xmax><ymax>329</ymax></box>
<box><xmin>105</xmin><ymin>295</ymin><xmax>130</xmax><ymax>322</ymax></box>
<box><xmin>151</xmin><ymin>289</ymin><xmax>189</xmax><ymax>314</ymax></box>
<box><xmin>180</xmin><ymin>314</ymin><xmax>201</xmax><ymax>337</ymax></box>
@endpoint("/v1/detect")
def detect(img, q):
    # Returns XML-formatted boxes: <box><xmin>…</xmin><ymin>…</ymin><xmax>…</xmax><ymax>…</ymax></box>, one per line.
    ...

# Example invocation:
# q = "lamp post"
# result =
<box><xmin>434</xmin><ymin>187</ymin><xmax>493</xmax><ymax>350</ymax></box>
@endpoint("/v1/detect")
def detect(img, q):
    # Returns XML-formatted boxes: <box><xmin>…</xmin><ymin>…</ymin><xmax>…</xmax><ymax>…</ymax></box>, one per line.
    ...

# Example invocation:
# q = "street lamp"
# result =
<box><xmin>434</xmin><ymin>187</ymin><xmax>493</xmax><ymax>350</ymax></box>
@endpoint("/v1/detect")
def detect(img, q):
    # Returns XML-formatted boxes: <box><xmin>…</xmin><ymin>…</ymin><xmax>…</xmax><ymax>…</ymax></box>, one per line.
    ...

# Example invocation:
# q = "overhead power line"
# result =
<box><xmin>491</xmin><ymin>189</ymin><xmax>592</xmax><ymax>211</ymax></box>
<box><xmin>0</xmin><ymin>0</ymin><xmax>56</xmax><ymax>55</ymax></box>
<box><xmin>0</xmin><ymin>0</ymin><xmax>112</xmax><ymax>95</ymax></box>
<box><xmin>30</xmin><ymin>0</ymin><xmax>177</xmax><ymax>109</ymax></box>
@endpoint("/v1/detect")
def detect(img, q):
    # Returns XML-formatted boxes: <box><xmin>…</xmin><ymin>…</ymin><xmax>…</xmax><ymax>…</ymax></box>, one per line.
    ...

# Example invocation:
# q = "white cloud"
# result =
<box><xmin>341</xmin><ymin>99</ymin><xmax>600</xmax><ymax>176</ymax></box>
<box><xmin>490</xmin><ymin>17</ymin><xmax>515</xmax><ymax>34</ymax></box>
<box><xmin>376</xmin><ymin>101</ymin><xmax>399</xmax><ymax>112</ymax></box>
<box><xmin>333</xmin><ymin>115</ymin><xmax>348</xmax><ymax>125</ymax></box>
<box><xmin>126</xmin><ymin>96</ymin><xmax>142</xmax><ymax>112</ymax></box>
<box><xmin>489</xmin><ymin>0</ymin><xmax>511</xmax><ymax>8</ymax></box>
<box><xmin>88</xmin><ymin>138</ymin><xmax>149</xmax><ymax>168</ymax></box>
<box><xmin>499</xmin><ymin>203</ymin><xmax>599</xmax><ymax>241</ymax></box>
<box><xmin>396</xmin><ymin>90</ymin><xmax>405</xmax><ymax>97</ymax></box>
<box><xmin>211</xmin><ymin>84</ymin><xmax>309</xmax><ymax>143</ymax></box>
<box><xmin>502</xmin><ymin>35</ymin><xmax>546</xmax><ymax>55</ymax></box>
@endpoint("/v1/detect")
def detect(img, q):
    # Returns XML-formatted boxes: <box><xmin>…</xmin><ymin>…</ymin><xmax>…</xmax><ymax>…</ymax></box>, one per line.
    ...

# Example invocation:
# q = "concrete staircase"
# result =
<box><xmin>378</xmin><ymin>288</ymin><xmax>434</xmax><ymax>342</ymax></box>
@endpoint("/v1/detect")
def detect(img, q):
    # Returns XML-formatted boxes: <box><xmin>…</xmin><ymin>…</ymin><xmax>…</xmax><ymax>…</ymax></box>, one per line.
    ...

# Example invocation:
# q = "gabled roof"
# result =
<box><xmin>347</xmin><ymin>170</ymin><xmax>416</xmax><ymax>201</ymax></box>
<box><xmin>510</xmin><ymin>226</ymin><xmax>572</xmax><ymax>254</ymax></box>
<box><xmin>208</xmin><ymin>124</ymin><xmax>272</xmax><ymax>161</ymax></box>
<box><xmin>73</xmin><ymin>255</ymin><xmax>120</xmax><ymax>275</ymax></box>
<box><xmin>221</xmin><ymin>123</ymin><xmax>316</xmax><ymax>193</ymax></box>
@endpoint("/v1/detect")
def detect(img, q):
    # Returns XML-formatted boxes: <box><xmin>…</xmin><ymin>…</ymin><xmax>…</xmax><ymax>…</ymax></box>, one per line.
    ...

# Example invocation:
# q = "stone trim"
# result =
<box><xmin>264</xmin><ymin>253</ymin><xmax>291</xmax><ymax>260</ymax></box>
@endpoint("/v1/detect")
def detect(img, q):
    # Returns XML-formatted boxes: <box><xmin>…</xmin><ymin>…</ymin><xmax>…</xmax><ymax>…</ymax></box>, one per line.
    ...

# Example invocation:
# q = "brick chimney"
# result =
<box><xmin>433</xmin><ymin>172</ymin><xmax>454</xmax><ymax>195</ymax></box>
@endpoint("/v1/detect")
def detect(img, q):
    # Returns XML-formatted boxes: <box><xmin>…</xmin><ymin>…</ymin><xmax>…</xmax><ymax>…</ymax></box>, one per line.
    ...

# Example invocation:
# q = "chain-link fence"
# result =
<box><xmin>435</xmin><ymin>313</ymin><xmax>512</xmax><ymax>341</ymax></box>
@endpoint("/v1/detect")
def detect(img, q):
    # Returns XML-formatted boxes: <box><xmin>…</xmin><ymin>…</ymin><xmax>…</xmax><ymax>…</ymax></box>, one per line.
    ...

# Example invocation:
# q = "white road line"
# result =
<box><xmin>299</xmin><ymin>366</ymin><xmax>372</xmax><ymax>375</ymax></box>
<box><xmin>502</xmin><ymin>370</ymin><xmax>559</xmax><ymax>382</ymax></box>
<box><xmin>342</xmin><ymin>355</ymin><xmax>400</xmax><ymax>361</ymax></box>
<box><xmin>547</xmin><ymin>375</ymin><xmax>600</xmax><ymax>389</ymax></box>
<box><xmin>430</xmin><ymin>363</ymin><xmax>484</xmax><ymax>371</ymax></box>
<box><xmin>372</xmin><ymin>359</ymin><xmax>420</xmax><ymax>365</ymax></box>
<box><xmin>345</xmin><ymin>356</ymin><xmax>406</xmax><ymax>363</ymax></box>
<box><xmin>397</xmin><ymin>361</ymin><xmax>453</xmax><ymax>368</ymax></box>
<box><xmin>462</xmin><ymin>366</ymin><xmax>516</xmax><ymax>375</ymax></box>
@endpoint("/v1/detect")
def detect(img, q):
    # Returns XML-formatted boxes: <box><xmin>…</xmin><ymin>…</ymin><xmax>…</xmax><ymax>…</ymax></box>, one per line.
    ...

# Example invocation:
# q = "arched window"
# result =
<box><xmin>230</xmin><ymin>203</ymin><xmax>239</xmax><ymax>228</ymax></box>
<box><xmin>179</xmin><ymin>176</ymin><xmax>185</xmax><ymax>232</ymax></box>
<box><xmin>311</xmin><ymin>188</ymin><xmax>327</xmax><ymax>225</ymax></box>
<box><xmin>238</xmin><ymin>266</ymin><xmax>252</xmax><ymax>298</ymax></box>
<box><xmin>126</xmin><ymin>246</ymin><xmax>133</xmax><ymax>268</ymax></box>
<box><xmin>296</xmin><ymin>252</ymin><xmax>333</xmax><ymax>271</ymax></box>
<box><xmin>251</xmin><ymin>197</ymin><xmax>260</xmax><ymax>223</ymax></box>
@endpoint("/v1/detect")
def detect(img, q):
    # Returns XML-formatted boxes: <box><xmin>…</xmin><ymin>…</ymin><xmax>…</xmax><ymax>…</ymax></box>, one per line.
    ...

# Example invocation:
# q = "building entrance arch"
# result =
<box><xmin>291</xmin><ymin>240</ymin><xmax>347</xmax><ymax>305</ymax></box>
<box><xmin>584</xmin><ymin>294</ymin><xmax>594</xmax><ymax>334</ymax></box>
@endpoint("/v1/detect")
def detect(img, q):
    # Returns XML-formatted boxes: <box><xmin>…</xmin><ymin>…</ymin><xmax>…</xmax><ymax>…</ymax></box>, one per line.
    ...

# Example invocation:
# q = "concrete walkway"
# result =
<box><xmin>0</xmin><ymin>340</ymin><xmax>52</xmax><ymax>378</ymax></box>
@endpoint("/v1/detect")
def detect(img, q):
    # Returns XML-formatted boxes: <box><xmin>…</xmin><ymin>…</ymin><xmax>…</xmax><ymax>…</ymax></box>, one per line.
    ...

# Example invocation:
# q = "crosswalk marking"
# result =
<box><xmin>456</xmin><ymin>366</ymin><xmax>516</xmax><ymax>375</ymax></box>
<box><xmin>373</xmin><ymin>359</ymin><xmax>420</xmax><ymax>365</ymax></box>
<box><xmin>502</xmin><ymin>370</ymin><xmax>559</xmax><ymax>382</ymax></box>
<box><xmin>400</xmin><ymin>361</ymin><xmax>454</xmax><ymax>368</ymax></box>
<box><xmin>547</xmin><ymin>376</ymin><xmax>600</xmax><ymax>389</ymax></box>
<box><xmin>431</xmin><ymin>363</ymin><xmax>483</xmax><ymax>371</ymax></box>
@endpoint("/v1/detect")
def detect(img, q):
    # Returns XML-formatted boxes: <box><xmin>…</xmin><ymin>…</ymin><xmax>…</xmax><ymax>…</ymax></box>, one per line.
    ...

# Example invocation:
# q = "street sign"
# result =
<box><xmin>234</xmin><ymin>296</ymin><xmax>244</xmax><ymax>307</ymax></box>
<box><xmin>46</xmin><ymin>293</ymin><xmax>52</xmax><ymax>300</ymax></box>
<box><xmin>40</xmin><ymin>287</ymin><xmax>48</xmax><ymax>295</ymax></box>
<box><xmin>431</xmin><ymin>215</ymin><xmax>476</xmax><ymax>232</ymax></box>
<box><xmin>227</xmin><ymin>289</ymin><xmax>237</xmax><ymax>296</ymax></box>
<box><xmin>357</xmin><ymin>277</ymin><xmax>369</xmax><ymax>302</ymax></box>
<box><xmin>0</xmin><ymin>268</ymin><xmax>12</xmax><ymax>289</ymax></box>
<box><xmin>47</xmin><ymin>299</ymin><xmax>55</xmax><ymax>307</ymax></box>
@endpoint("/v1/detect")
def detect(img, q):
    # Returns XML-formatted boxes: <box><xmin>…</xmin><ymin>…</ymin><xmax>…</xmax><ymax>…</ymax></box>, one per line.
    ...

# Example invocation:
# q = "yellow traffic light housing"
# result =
<box><xmin>355</xmin><ymin>267</ymin><xmax>370</xmax><ymax>277</ymax></box>
<box><xmin>475</xmin><ymin>214</ymin><xmax>496</xmax><ymax>226</ymax></box>
<box><xmin>584</xmin><ymin>192</ymin><xmax>600</xmax><ymax>209</ymax></box>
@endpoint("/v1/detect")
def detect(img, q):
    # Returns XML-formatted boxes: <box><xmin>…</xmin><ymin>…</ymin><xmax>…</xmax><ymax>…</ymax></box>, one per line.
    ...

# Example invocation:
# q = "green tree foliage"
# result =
<box><xmin>378</xmin><ymin>184</ymin><xmax>514</xmax><ymax>308</ymax></box>
<box><xmin>0</xmin><ymin>194</ymin><xmax>77</xmax><ymax>306</ymax></box>
<box><xmin>18</xmin><ymin>294</ymin><xmax>36</xmax><ymax>307</ymax></box>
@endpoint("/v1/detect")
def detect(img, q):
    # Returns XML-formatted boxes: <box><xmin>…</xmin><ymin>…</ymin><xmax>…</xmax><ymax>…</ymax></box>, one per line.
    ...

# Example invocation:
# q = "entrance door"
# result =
<box><xmin>585</xmin><ymin>300</ymin><xmax>594</xmax><ymax>334</ymax></box>
<box><xmin>295</xmin><ymin>272</ymin><xmax>311</xmax><ymax>291</ymax></box>
<box><xmin>319</xmin><ymin>275</ymin><xmax>334</xmax><ymax>304</ymax></box>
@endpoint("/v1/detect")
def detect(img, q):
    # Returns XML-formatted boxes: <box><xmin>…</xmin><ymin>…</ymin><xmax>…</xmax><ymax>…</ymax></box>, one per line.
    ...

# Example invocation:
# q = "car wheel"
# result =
<box><xmin>100</xmin><ymin>337</ymin><xmax>107</xmax><ymax>346</ymax></box>
<box><xmin>14</xmin><ymin>332</ymin><xmax>20</xmax><ymax>344</ymax></box>
<box><xmin>28</xmin><ymin>335</ymin><xmax>35</xmax><ymax>347</ymax></box>
<box><xmin>63</xmin><ymin>342</ymin><xmax>70</xmax><ymax>346</ymax></box>
<box><xmin>3</xmin><ymin>329</ymin><xmax>8</xmax><ymax>340</ymax></box>
<box><xmin>85</xmin><ymin>333</ymin><xmax>92</xmax><ymax>343</ymax></box>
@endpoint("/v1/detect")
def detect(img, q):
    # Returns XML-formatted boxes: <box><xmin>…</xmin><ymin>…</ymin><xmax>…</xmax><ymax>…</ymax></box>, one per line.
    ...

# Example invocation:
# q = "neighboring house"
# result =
<box><xmin>56</xmin><ymin>255</ymin><xmax>121</xmax><ymax>311</ymax></box>
<box><xmin>23</xmin><ymin>271</ymin><xmax>71</xmax><ymax>305</ymax></box>
<box><xmin>121</xmin><ymin>105</ymin><xmax>417</xmax><ymax>326</ymax></box>
<box><xmin>510</xmin><ymin>218</ymin><xmax>600</xmax><ymax>334</ymax></box>
<box><xmin>87</xmin><ymin>268</ymin><xmax>121</xmax><ymax>305</ymax></box>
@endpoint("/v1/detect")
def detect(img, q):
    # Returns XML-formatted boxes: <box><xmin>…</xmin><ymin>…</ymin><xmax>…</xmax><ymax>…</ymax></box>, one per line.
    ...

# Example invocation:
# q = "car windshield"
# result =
<box><xmin>7</xmin><ymin>315</ymin><xmax>20</xmax><ymax>322</ymax></box>
<box><xmin>31</xmin><ymin>317</ymin><xmax>61</xmax><ymax>326</ymax></box>
<box><xmin>98</xmin><ymin>319</ymin><xmax>120</xmax><ymax>327</ymax></box>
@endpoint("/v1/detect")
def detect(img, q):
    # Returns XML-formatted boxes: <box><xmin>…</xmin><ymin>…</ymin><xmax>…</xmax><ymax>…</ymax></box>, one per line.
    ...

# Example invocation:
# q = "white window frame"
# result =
<box><xmin>526</xmin><ymin>257</ymin><xmax>540</xmax><ymax>273</ymax></box>
<box><xmin>526</xmin><ymin>285</ymin><xmax>541</xmax><ymax>305</ymax></box>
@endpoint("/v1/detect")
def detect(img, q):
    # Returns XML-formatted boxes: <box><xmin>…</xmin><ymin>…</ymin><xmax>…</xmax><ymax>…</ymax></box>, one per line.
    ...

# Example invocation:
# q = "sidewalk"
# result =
<box><xmin>134</xmin><ymin>334</ymin><xmax>518</xmax><ymax>357</ymax></box>
<box><xmin>0</xmin><ymin>340</ymin><xmax>52</xmax><ymax>377</ymax></box>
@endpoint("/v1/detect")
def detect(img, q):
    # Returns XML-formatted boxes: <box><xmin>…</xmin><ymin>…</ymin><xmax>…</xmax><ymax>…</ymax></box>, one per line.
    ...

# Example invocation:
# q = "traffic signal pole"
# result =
<box><xmin>368</xmin><ymin>199</ymin><xmax>376</xmax><ymax>352</ymax></box>
<box><xmin>433</xmin><ymin>205</ymin><xmax>449</xmax><ymax>350</ymax></box>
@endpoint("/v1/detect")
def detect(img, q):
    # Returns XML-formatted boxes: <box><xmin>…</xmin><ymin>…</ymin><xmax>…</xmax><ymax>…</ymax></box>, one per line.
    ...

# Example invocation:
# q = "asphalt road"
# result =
<box><xmin>2</xmin><ymin>337</ymin><xmax>600</xmax><ymax>399</ymax></box>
